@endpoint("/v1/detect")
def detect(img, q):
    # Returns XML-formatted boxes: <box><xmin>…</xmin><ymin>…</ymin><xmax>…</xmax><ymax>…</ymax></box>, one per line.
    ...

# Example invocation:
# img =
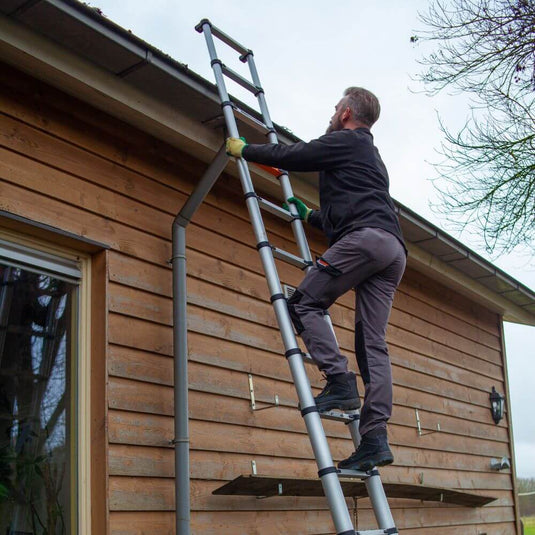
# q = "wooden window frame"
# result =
<box><xmin>0</xmin><ymin>226</ymin><xmax>101</xmax><ymax>534</ymax></box>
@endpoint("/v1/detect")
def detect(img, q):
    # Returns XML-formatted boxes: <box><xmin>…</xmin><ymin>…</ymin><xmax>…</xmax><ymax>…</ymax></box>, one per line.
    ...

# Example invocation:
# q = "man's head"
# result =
<box><xmin>326</xmin><ymin>87</ymin><xmax>381</xmax><ymax>134</ymax></box>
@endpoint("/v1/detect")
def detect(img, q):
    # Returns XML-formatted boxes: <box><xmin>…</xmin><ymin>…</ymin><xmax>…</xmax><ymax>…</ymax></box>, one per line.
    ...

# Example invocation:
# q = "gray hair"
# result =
<box><xmin>343</xmin><ymin>87</ymin><xmax>381</xmax><ymax>127</ymax></box>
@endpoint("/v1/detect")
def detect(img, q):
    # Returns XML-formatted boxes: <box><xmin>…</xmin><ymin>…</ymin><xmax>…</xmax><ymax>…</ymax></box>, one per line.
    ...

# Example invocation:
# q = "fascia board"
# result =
<box><xmin>406</xmin><ymin>242</ymin><xmax>535</xmax><ymax>326</ymax></box>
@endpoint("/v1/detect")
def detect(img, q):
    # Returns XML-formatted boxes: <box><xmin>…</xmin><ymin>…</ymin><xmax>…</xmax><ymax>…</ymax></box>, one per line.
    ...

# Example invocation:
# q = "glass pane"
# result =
<box><xmin>0</xmin><ymin>264</ymin><xmax>78</xmax><ymax>535</ymax></box>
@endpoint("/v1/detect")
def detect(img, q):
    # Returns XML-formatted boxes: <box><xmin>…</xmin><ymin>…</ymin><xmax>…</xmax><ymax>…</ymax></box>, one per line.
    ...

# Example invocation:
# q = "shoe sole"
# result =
<box><xmin>316</xmin><ymin>397</ymin><xmax>361</xmax><ymax>412</ymax></box>
<box><xmin>338</xmin><ymin>452</ymin><xmax>394</xmax><ymax>472</ymax></box>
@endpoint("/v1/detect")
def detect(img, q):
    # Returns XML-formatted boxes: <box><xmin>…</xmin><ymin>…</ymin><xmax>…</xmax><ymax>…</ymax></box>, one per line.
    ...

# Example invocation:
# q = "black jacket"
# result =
<box><xmin>242</xmin><ymin>128</ymin><xmax>406</xmax><ymax>249</ymax></box>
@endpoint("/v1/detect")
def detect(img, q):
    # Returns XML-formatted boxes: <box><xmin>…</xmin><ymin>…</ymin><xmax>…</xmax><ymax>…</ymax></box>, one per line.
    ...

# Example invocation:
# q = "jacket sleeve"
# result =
<box><xmin>307</xmin><ymin>210</ymin><xmax>323</xmax><ymax>231</ymax></box>
<box><xmin>242</xmin><ymin>131</ymin><xmax>353</xmax><ymax>172</ymax></box>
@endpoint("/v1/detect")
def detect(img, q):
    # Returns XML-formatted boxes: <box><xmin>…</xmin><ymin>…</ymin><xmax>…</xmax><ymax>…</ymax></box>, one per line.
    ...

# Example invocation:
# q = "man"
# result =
<box><xmin>226</xmin><ymin>87</ymin><xmax>406</xmax><ymax>471</ymax></box>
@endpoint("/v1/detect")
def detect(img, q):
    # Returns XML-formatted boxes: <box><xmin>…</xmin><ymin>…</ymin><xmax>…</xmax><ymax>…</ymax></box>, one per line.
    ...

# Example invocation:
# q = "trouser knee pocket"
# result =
<box><xmin>287</xmin><ymin>290</ymin><xmax>305</xmax><ymax>334</ymax></box>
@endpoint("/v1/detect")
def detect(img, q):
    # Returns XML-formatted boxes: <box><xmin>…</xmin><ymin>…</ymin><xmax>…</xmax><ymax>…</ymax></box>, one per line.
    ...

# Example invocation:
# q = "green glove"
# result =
<box><xmin>283</xmin><ymin>196</ymin><xmax>312</xmax><ymax>221</ymax></box>
<box><xmin>226</xmin><ymin>136</ymin><xmax>247</xmax><ymax>157</ymax></box>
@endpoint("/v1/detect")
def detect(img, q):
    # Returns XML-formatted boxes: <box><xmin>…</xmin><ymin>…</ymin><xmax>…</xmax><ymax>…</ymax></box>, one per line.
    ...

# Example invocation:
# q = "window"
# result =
<box><xmin>0</xmin><ymin>238</ymin><xmax>82</xmax><ymax>535</ymax></box>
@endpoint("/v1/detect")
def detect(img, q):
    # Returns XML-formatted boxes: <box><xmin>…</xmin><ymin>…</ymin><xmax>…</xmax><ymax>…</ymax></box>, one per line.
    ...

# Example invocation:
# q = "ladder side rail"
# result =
<box><xmin>242</xmin><ymin>53</ymin><xmax>313</xmax><ymax>265</ymax></box>
<box><xmin>346</xmin><ymin>417</ymin><xmax>362</xmax><ymax>449</ymax></box>
<box><xmin>365</xmin><ymin>472</ymin><xmax>397</xmax><ymax>532</ymax></box>
<box><xmin>244</xmin><ymin>52</ymin><xmax>341</xmax><ymax>347</ymax></box>
<box><xmin>200</xmin><ymin>23</ymin><xmax>356</xmax><ymax>535</ymax></box>
<box><xmin>199</xmin><ymin>23</ymin><xmax>241</xmax><ymax>138</ymax></box>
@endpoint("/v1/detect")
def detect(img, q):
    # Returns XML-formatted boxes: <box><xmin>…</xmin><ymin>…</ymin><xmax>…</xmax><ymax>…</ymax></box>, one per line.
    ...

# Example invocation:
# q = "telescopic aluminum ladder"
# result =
<box><xmin>196</xmin><ymin>19</ymin><xmax>398</xmax><ymax>535</ymax></box>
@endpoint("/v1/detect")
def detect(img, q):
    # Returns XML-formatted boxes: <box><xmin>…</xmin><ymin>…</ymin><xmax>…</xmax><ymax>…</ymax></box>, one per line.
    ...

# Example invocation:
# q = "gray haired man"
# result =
<box><xmin>226</xmin><ymin>87</ymin><xmax>406</xmax><ymax>471</ymax></box>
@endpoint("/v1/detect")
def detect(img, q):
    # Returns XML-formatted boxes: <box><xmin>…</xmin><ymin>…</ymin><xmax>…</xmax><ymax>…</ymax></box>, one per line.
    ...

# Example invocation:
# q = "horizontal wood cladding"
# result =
<box><xmin>108</xmin><ymin>308</ymin><xmax>504</xmax><ymax>419</ymax></box>
<box><xmin>0</xmin><ymin>65</ymin><xmax>515</xmax><ymax>533</ymax></box>
<box><xmin>108</xmin><ymin>477</ymin><xmax>511</xmax><ymax>513</ymax></box>
<box><xmin>109</xmin><ymin>512</ymin><xmax>516</xmax><ymax>535</ymax></box>
<box><xmin>108</xmin><ymin>344</ymin><xmax>509</xmax><ymax>442</ymax></box>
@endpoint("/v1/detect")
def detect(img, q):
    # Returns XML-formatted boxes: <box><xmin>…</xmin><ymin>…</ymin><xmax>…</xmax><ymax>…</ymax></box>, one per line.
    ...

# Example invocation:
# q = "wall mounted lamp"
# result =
<box><xmin>490</xmin><ymin>386</ymin><xmax>505</xmax><ymax>424</ymax></box>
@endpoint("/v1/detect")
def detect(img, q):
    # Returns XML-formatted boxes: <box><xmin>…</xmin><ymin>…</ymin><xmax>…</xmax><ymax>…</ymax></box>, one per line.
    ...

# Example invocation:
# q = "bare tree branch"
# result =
<box><xmin>414</xmin><ymin>0</ymin><xmax>535</xmax><ymax>254</ymax></box>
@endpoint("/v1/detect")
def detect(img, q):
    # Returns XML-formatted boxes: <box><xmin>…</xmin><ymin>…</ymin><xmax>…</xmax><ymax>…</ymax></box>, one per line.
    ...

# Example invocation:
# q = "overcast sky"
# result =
<box><xmin>87</xmin><ymin>0</ymin><xmax>535</xmax><ymax>478</ymax></box>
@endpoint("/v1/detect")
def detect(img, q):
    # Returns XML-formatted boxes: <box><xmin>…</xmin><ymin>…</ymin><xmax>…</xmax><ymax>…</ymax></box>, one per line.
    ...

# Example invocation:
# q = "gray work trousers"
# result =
<box><xmin>287</xmin><ymin>227</ymin><xmax>406</xmax><ymax>436</ymax></box>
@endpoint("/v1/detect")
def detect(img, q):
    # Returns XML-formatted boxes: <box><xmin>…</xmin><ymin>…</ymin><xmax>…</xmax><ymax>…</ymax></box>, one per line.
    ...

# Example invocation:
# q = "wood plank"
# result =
<box><xmin>108</xmin><ymin>275</ymin><xmax>504</xmax><ymax>391</ymax></box>
<box><xmin>107</xmin><ymin>258</ymin><xmax>502</xmax><ymax>371</ymax></box>
<box><xmin>356</xmin><ymin>489</ymin><xmax>514</xmax><ymax>509</ymax></box>
<box><xmin>109</xmin><ymin>444</ymin><xmax>173</xmax><ymax>478</ymax></box>
<box><xmin>0</xmin><ymin>73</ymin><xmax>324</xmax><ymax>260</ymax></box>
<box><xmin>0</xmin><ymin>81</ymin><xmax>510</xmax><ymax>364</ymax></box>
<box><xmin>108</xmin><ymin>440</ymin><xmax>512</xmax><ymax>490</ymax></box>
<box><xmin>0</xmin><ymin>114</ymin><xmax>182</xmax><ymax>218</ymax></box>
<box><xmin>109</xmin><ymin>512</ymin><xmax>174</xmax><ymax>535</ymax></box>
<box><xmin>376</xmin><ymin>503</ymin><xmax>515</xmax><ymax>527</ymax></box>
<box><xmin>107</xmin><ymin>410</ymin><xmax>512</xmax><ymax>491</ymax></box>
<box><xmin>213</xmin><ymin>474</ymin><xmax>496</xmax><ymax>507</ymax></box>
<box><xmin>0</xmin><ymin>73</ymin><xmax>506</xmax><ymax>350</ymax></box>
<box><xmin>109</xmin><ymin>480</ymin><xmax>335</xmax><ymax>531</ymax></box>
<box><xmin>390</xmin><ymin>345</ymin><xmax>503</xmax><ymax>395</ymax></box>
<box><xmin>107</xmin><ymin>267</ymin><xmax>505</xmax><ymax>386</ymax></box>
<box><xmin>107</xmin><ymin>247</ymin><xmax>500</xmax><ymax>374</ymax></box>
<box><xmin>109</xmin><ymin>475</ymin><xmax>510</xmax><ymax>530</ymax></box>
<box><xmin>108</xmin><ymin>355</ymin><xmax>505</xmax><ymax>437</ymax></box>
<box><xmin>108</xmin><ymin>466</ymin><xmax>334</xmax><ymax>511</ymax></box>
<box><xmin>108</xmin><ymin>323</ymin><xmax>506</xmax><ymax>426</ymax></box>
<box><xmin>191</xmin><ymin>510</ymin><xmax>336</xmax><ymax>535</ymax></box>
<box><xmin>387</xmin><ymin>323</ymin><xmax>503</xmax><ymax>381</ymax></box>
<box><xmin>402</xmin><ymin>269</ymin><xmax>500</xmax><ymax>336</ymax></box>
<box><xmin>109</xmin><ymin>330</ymin><xmax>508</xmax><ymax>438</ymax></box>
<box><xmin>0</xmin><ymin>67</ymin><xmax>207</xmax><ymax>188</ymax></box>
<box><xmin>107</xmin><ymin>250</ymin><xmax>502</xmax><ymax>372</ymax></box>
<box><xmin>108</xmin><ymin>349</ymin><xmax>509</xmax><ymax>443</ymax></box>
<box><xmin>395</xmin><ymin>524</ymin><xmax>515</xmax><ymax>535</ymax></box>
<box><xmin>0</xmin><ymin>114</ymin><xmax>303</xmax><ymax>260</ymax></box>
<box><xmin>394</xmin><ymin>288</ymin><xmax>501</xmax><ymax>351</ymax></box>
<box><xmin>389</xmin><ymin>306</ymin><xmax>502</xmax><ymax>365</ymax></box>
<box><xmin>90</xmin><ymin>250</ymin><xmax>109</xmax><ymax>534</ymax></box>
<box><xmin>107</xmin><ymin>383</ymin><xmax>511</xmax><ymax>470</ymax></box>
<box><xmin>0</xmin><ymin>179</ymin><xmax>171</xmax><ymax>263</ymax></box>
<box><xmin>109</xmin><ymin>307</ymin><xmax>287</xmax><ymax>357</ymax></box>
<box><xmin>109</xmin><ymin>511</ymin><xmax>517</xmax><ymax>535</ymax></box>
<box><xmin>0</xmin><ymin>146</ymin><xmax>172</xmax><ymax>240</ymax></box>
<box><xmin>110</xmin><ymin>476</ymin><xmax>174</xmax><ymax>511</ymax></box>
<box><xmin>110</xmin><ymin>330</ymin><xmax>505</xmax><ymax>429</ymax></box>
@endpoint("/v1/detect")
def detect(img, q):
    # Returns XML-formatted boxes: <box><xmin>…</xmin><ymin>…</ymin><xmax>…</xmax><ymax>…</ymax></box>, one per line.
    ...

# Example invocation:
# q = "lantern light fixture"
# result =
<box><xmin>490</xmin><ymin>386</ymin><xmax>505</xmax><ymax>425</ymax></box>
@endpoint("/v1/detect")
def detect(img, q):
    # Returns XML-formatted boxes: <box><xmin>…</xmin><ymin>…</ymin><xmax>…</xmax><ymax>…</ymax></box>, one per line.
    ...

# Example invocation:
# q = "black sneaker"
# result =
<box><xmin>338</xmin><ymin>432</ymin><xmax>393</xmax><ymax>472</ymax></box>
<box><xmin>314</xmin><ymin>372</ymin><xmax>360</xmax><ymax>412</ymax></box>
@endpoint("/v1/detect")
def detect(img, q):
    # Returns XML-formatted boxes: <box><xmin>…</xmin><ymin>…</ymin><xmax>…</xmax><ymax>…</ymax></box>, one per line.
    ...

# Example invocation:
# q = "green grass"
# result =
<box><xmin>523</xmin><ymin>516</ymin><xmax>535</xmax><ymax>535</ymax></box>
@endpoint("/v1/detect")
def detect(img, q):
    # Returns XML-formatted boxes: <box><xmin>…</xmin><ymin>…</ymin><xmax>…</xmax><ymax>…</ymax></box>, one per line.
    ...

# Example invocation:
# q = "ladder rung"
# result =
<box><xmin>356</xmin><ymin>530</ymin><xmax>398</xmax><ymax>535</ymax></box>
<box><xmin>233</xmin><ymin>106</ymin><xmax>270</xmax><ymax>134</ymax></box>
<box><xmin>271</xmin><ymin>247</ymin><xmax>312</xmax><ymax>270</ymax></box>
<box><xmin>221</xmin><ymin>64</ymin><xmax>260</xmax><ymax>94</ymax></box>
<box><xmin>319</xmin><ymin>409</ymin><xmax>359</xmax><ymax>423</ymax></box>
<box><xmin>195</xmin><ymin>19</ymin><xmax>249</xmax><ymax>56</ymax></box>
<box><xmin>337</xmin><ymin>468</ymin><xmax>371</xmax><ymax>480</ymax></box>
<box><xmin>257</xmin><ymin>197</ymin><xmax>294</xmax><ymax>222</ymax></box>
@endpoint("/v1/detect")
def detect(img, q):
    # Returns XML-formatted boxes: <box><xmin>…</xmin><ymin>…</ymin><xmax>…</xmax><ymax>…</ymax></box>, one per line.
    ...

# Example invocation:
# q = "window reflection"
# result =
<box><xmin>0</xmin><ymin>265</ymin><xmax>77</xmax><ymax>535</ymax></box>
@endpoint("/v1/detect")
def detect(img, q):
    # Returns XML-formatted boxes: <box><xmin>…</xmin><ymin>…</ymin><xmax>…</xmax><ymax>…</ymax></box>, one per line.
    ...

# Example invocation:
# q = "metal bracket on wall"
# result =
<box><xmin>250</xmin><ymin>460</ymin><xmax>283</xmax><ymax>499</ymax></box>
<box><xmin>256</xmin><ymin>482</ymin><xmax>283</xmax><ymax>500</ymax></box>
<box><xmin>248</xmin><ymin>373</ymin><xmax>279</xmax><ymax>411</ymax></box>
<box><xmin>415</xmin><ymin>409</ymin><xmax>441</xmax><ymax>436</ymax></box>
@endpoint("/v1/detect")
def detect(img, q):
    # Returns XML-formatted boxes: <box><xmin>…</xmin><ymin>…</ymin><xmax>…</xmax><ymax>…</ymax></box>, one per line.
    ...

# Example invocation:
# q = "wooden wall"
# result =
<box><xmin>0</xmin><ymin>63</ymin><xmax>517</xmax><ymax>534</ymax></box>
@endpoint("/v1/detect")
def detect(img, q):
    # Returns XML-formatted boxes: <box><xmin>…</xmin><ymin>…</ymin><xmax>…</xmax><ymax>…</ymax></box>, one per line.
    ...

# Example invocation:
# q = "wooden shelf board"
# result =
<box><xmin>213</xmin><ymin>474</ymin><xmax>496</xmax><ymax>508</ymax></box>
